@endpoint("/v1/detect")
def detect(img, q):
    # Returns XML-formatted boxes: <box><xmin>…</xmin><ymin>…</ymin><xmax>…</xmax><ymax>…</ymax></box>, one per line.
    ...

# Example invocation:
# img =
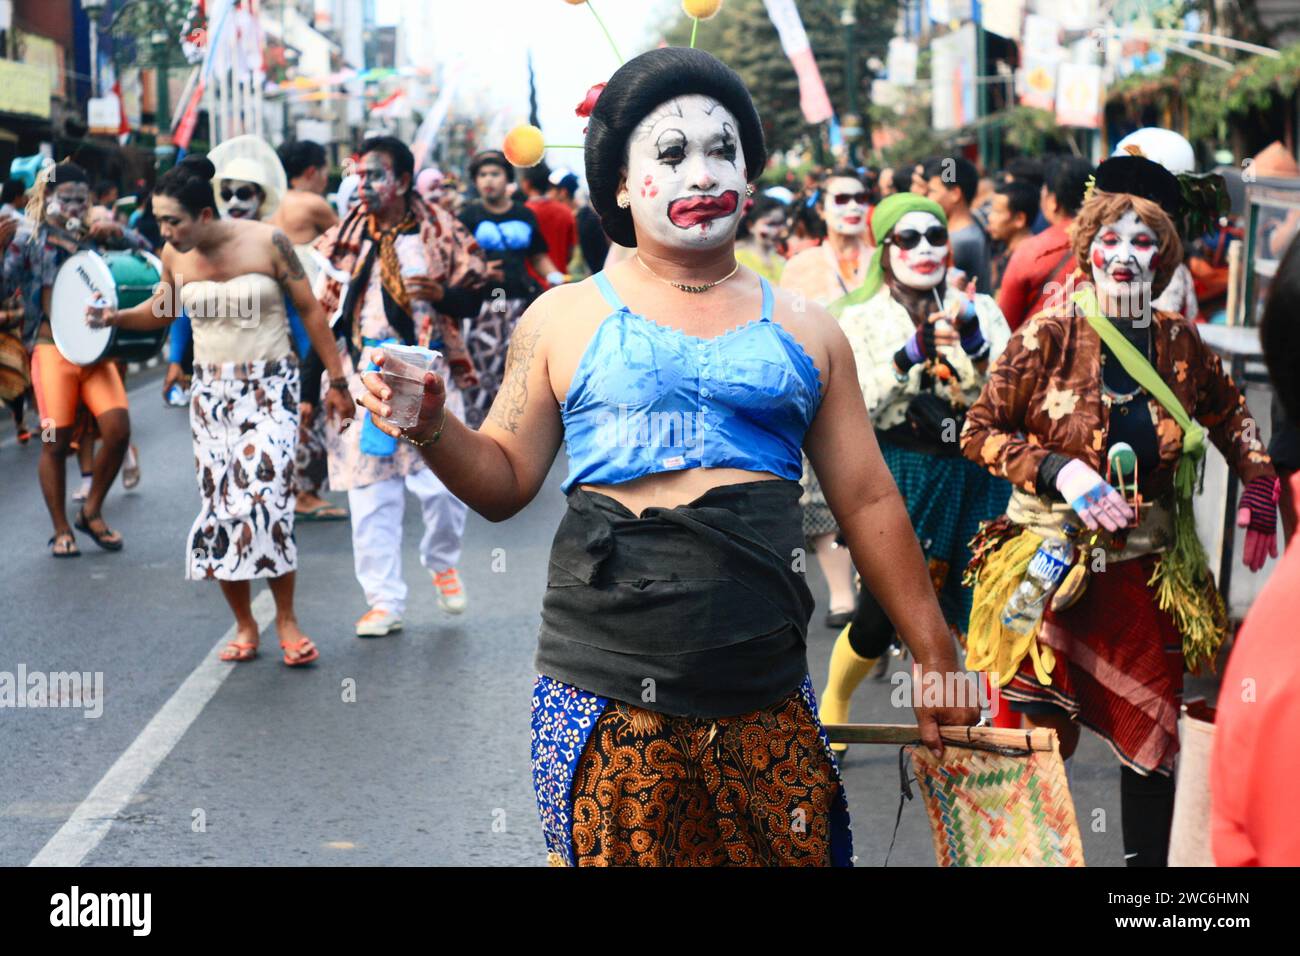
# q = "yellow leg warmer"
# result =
<box><xmin>819</xmin><ymin>624</ymin><xmax>877</xmax><ymax>752</ymax></box>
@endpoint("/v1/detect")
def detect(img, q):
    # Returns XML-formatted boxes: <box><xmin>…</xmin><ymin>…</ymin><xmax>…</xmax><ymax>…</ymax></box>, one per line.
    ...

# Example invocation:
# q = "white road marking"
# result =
<box><xmin>28</xmin><ymin>589</ymin><xmax>277</xmax><ymax>867</ymax></box>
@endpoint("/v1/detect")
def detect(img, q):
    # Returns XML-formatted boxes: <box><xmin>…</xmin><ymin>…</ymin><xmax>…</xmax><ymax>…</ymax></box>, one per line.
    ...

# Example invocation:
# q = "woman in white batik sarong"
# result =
<box><xmin>89</xmin><ymin>155</ymin><xmax>354</xmax><ymax>666</ymax></box>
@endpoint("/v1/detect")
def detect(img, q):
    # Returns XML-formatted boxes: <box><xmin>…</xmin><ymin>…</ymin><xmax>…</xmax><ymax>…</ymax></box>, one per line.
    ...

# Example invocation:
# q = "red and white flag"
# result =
<box><xmin>763</xmin><ymin>0</ymin><xmax>834</xmax><ymax>124</ymax></box>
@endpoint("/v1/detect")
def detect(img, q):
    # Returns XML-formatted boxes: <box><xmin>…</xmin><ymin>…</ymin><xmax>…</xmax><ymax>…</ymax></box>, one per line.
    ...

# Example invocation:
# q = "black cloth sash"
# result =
<box><xmin>535</xmin><ymin>478</ymin><xmax>815</xmax><ymax>718</ymax></box>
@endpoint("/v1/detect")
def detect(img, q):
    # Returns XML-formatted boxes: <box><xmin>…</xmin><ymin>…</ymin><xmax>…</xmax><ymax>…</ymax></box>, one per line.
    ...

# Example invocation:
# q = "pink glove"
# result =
<box><xmin>1237</xmin><ymin>475</ymin><xmax>1280</xmax><ymax>572</ymax></box>
<box><xmin>1056</xmin><ymin>458</ymin><xmax>1134</xmax><ymax>533</ymax></box>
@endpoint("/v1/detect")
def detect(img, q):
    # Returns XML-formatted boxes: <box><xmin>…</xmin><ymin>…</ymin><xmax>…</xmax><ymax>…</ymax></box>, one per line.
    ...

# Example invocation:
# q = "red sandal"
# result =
<box><xmin>280</xmin><ymin>636</ymin><xmax>319</xmax><ymax>667</ymax></box>
<box><xmin>219</xmin><ymin>641</ymin><xmax>258</xmax><ymax>662</ymax></box>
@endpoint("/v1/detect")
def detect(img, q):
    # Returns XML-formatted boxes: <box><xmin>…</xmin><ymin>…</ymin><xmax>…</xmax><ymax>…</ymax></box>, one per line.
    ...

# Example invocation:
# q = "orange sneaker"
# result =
<box><xmin>433</xmin><ymin>568</ymin><xmax>466</xmax><ymax>614</ymax></box>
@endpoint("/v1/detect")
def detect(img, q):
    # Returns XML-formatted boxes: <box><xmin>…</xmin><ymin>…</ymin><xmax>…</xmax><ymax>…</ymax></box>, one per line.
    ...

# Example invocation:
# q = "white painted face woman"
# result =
<box><xmin>623</xmin><ymin>94</ymin><xmax>748</xmax><ymax>250</ymax></box>
<box><xmin>886</xmin><ymin>210</ymin><xmax>948</xmax><ymax>290</ymax></box>
<box><xmin>220</xmin><ymin>178</ymin><xmax>264</xmax><ymax>220</ymax></box>
<box><xmin>1089</xmin><ymin>210</ymin><xmax>1159</xmax><ymax>318</ymax></box>
<box><xmin>823</xmin><ymin>176</ymin><xmax>868</xmax><ymax>237</ymax></box>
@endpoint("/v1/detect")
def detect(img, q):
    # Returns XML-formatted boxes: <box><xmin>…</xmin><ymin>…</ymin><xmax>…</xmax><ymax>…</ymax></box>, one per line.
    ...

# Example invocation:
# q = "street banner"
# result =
<box><xmin>931</xmin><ymin>22</ymin><xmax>977</xmax><ymax>130</ymax></box>
<box><xmin>1055</xmin><ymin>61</ymin><xmax>1102</xmax><ymax>128</ymax></box>
<box><xmin>1022</xmin><ymin>13</ymin><xmax>1059</xmax><ymax>54</ymax></box>
<box><xmin>412</xmin><ymin>68</ymin><xmax>462</xmax><ymax>171</ymax></box>
<box><xmin>887</xmin><ymin>37</ymin><xmax>917</xmax><ymax>86</ymax></box>
<box><xmin>762</xmin><ymin>0</ymin><xmax>834</xmax><ymax>124</ymax></box>
<box><xmin>1018</xmin><ymin>54</ymin><xmax>1059</xmax><ymax>110</ymax></box>
<box><xmin>173</xmin><ymin>77</ymin><xmax>206</xmax><ymax>150</ymax></box>
<box><xmin>0</xmin><ymin>58</ymin><xmax>50</xmax><ymax>118</ymax></box>
<box><xmin>982</xmin><ymin>0</ymin><xmax>1025</xmax><ymax>39</ymax></box>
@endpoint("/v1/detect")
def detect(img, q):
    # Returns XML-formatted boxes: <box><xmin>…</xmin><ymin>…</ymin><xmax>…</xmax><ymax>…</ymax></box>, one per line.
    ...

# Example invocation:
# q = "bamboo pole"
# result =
<box><xmin>823</xmin><ymin>723</ymin><xmax>1057</xmax><ymax>752</ymax></box>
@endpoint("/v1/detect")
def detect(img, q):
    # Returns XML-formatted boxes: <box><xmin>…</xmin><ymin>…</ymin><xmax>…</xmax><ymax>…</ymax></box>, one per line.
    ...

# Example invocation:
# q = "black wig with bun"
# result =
<box><xmin>154</xmin><ymin>155</ymin><xmax>218</xmax><ymax>217</ymax></box>
<box><xmin>585</xmin><ymin>47</ymin><xmax>765</xmax><ymax>248</ymax></box>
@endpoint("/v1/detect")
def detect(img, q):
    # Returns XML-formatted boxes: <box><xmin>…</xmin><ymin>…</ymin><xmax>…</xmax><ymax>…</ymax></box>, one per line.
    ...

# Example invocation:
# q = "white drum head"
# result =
<box><xmin>51</xmin><ymin>250</ymin><xmax>115</xmax><ymax>366</ymax></box>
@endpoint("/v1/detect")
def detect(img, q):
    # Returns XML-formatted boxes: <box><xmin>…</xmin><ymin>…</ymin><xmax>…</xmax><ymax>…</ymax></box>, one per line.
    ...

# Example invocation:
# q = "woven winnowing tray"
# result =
<box><xmin>910</xmin><ymin>738</ymin><xmax>1085</xmax><ymax>867</ymax></box>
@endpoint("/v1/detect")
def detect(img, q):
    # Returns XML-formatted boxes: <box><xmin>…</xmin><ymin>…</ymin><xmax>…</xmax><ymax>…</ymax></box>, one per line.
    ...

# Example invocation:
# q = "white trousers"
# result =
<box><xmin>348</xmin><ymin>468</ymin><xmax>468</xmax><ymax>616</ymax></box>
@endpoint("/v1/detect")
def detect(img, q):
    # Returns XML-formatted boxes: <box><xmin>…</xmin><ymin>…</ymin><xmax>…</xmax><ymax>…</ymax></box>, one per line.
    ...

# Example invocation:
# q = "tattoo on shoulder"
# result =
<box><xmin>271</xmin><ymin>229</ymin><xmax>306</xmax><ymax>282</ymax></box>
<box><xmin>486</xmin><ymin>319</ymin><xmax>544</xmax><ymax>435</ymax></box>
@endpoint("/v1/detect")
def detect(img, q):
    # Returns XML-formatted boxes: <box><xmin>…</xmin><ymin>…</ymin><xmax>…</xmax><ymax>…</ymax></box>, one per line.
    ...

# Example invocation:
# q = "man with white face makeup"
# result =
<box><xmin>962</xmin><ymin>156</ymin><xmax>1278</xmax><ymax>867</ymax></box>
<box><xmin>819</xmin><ymin>192</ymin><xmax>1012</xmax><ymax>743</ymax></box>
<box><xmin>21</xmin><ymin>162</ymin><xmax>133</xmax><ymax>557</ymax></box>
<box><xmin>355</xmin><ymin>47</ymin><xmax>978</xmax><ymax>867</ymax></box>
<box><xmin>312</xmin><ymin>136</ymin><xmax>488</xmax><ymax>635</ymax></box>
<box><xmin>780</xmin><ymin>168</ymin><xmax>874</xmax><ymax>628</ymax></box>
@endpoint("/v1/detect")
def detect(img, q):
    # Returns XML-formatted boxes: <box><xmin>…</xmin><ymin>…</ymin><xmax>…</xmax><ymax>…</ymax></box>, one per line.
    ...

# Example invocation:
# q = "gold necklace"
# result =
<box><xmin>636</xmin><ymin>254</ymin><xmax>740</xmax><ymax>294</ymax></box>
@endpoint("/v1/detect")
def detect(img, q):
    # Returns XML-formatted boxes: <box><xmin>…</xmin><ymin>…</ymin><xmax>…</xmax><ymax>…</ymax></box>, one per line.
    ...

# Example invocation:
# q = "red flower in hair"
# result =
<box><xmin>575</xmin><ymin>82</ymin><xmax>606</xmax><ymax>133</ymax></box>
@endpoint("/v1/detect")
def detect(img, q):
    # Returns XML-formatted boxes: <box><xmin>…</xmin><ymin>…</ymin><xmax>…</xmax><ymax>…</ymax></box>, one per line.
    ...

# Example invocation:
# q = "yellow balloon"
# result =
<box><xmin>683</xmin><ymin>0</ymin><xmax>723</xmax><ymax>20</ymax></box>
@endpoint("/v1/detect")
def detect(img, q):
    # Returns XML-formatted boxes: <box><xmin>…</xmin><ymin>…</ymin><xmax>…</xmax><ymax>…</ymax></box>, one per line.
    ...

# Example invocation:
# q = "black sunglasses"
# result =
<box><xmin>831</xmin><ymin>191</ymin><xmax>869</xmax><ymax>206</ymax></box>
<box><xmin>889</xmin><ymin>226</ymin><xmax>948</xmax><ymax>250</ymax></box>
<box><xmin>220</xmin><ymin>186</ymin><xmax>260</xmax><ymax>202</ymax></box>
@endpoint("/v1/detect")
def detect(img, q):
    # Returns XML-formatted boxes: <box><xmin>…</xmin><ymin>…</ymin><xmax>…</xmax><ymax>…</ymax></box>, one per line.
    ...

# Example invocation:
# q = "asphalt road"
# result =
<box><xmin>0</xmin><ymin>369</ymin><xmax>1135</xmax><ymax>866</ymax></box>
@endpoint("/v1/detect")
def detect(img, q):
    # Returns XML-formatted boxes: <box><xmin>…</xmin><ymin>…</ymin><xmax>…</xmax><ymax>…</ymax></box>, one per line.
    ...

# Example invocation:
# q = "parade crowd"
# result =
<box><xmin>3</xmin><ymin>45</ymin><xmax>1298</xmax><ymax>868</ymax></box>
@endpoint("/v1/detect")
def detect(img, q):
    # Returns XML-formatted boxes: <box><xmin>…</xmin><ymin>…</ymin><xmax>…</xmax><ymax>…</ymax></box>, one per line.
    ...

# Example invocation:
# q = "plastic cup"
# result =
<box><xmin>379</xmin><ymin>343</ymin><xmax>442</xmax><ymax>430</ymax></box>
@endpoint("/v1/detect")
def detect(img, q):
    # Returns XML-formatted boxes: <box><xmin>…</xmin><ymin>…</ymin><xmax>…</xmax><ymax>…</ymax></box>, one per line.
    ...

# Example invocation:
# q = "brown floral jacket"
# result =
<box><xmin>960</xmin><ymin>298</ymin><xmax>1275</xmax><ymax>496</ymax></box>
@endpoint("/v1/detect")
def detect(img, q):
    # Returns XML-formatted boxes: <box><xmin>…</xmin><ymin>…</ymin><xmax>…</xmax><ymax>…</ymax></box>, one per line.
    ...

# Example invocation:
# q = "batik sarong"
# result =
<box><xmin>461</xmin><ymin>296</ymin><xmax>527</xmax><ymax>429</ymax></box>
<box><xmin>187</xmin><ymin>357</ymin><xmax>299</xmax><ymax>581</ymax></box>
<box><xmin>1001</xmin><ymin>555</ymin><xmax>1185</xmax><ymax>776</ymax></box>
<box><xmin>531</xmin><ymin>673</ymin><xmax>853</xmax><ymax>867</ymax></box>
<box><xmin>293</xmin><ymin>403</ymin><xmax>329</xmax><ymax>496</ymax></box>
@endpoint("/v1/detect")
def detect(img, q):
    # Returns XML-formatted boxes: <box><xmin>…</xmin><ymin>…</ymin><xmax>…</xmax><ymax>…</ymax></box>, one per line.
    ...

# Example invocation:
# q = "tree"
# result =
<box><xmin>659</xmin><ymin>0</ymin><xmax>896</xmax><ymax>158</ymax></box>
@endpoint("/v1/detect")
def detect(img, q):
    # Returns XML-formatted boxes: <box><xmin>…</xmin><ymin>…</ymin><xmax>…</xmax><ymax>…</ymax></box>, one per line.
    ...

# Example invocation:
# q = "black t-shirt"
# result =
<box><xmin>459</xmin><ymin>200</ymin><xmax>548</xmax><ymax>301</ymax></box>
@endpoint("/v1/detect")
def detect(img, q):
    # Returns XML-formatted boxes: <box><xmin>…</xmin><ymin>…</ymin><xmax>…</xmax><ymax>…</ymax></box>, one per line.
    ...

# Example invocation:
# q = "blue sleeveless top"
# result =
<box><xmin>560</xmin><ymin>271</ymin><xmax>823</xmax><ymax>493</ymax></box>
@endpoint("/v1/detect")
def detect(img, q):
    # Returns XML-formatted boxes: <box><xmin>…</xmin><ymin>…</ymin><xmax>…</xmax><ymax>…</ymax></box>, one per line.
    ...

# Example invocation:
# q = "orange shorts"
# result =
<box><xmin>31</xmin><ymin>343</ymin><xmax>128</xmax><ymax>430</ymax></box>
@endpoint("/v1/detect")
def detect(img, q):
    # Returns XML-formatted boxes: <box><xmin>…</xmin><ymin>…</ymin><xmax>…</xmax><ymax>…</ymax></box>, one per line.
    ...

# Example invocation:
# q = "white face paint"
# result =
<box><xmin>624</xmin><ymin>94</ymin><xmax>747</xmax><ymax>250</ymax></box>
<box><xmin>221</xmin><ymin>178</ymin><xmax>263</xmax><ymax>220</ymax></box>
<box><xmin>824</xmin><ymin>176</ymin><xmax>868</xmax><ymax>236</ymax></box>
<box><xmin>1089</xmin><ymin>210</ymin><xmax>1160</xmax><ymax>312</ymax></box>
<box><xmin>886</xmin><ymin>211</ymin><xmax>948</xmax><ymax>290</ymax></box>
<box><xmin>49</xmin><ymin>182</ymin><xmax>89</xmax><ymax>229</ymax></box>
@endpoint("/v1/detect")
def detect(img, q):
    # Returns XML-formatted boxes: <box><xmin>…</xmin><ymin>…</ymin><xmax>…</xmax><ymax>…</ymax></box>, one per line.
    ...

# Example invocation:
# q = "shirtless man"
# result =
<box><xmin>272</xmin><ymin>140</ymin><xmax>344</xmax><ymax>520</ymax></box>
<box><xmin>270</xmin><ymin>140</ymin><xmax>338</xmax><ymax>246</ymax></box>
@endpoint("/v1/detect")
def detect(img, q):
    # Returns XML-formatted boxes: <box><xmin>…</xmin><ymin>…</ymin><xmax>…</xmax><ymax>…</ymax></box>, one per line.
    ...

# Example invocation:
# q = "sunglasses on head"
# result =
<box><xmin>832</xmin><ymin>192</ymin><xmax>869</xmax><ymax>206</ymax></box>
<box><xmin>889</xmin><ymin>226</ymin><xmax>948</xmax><ymax>250</ymax></box>
<box><xmin>220</xmin><ymin>186</ymin><xmax>259</xmax><ymax>203</ymax></box>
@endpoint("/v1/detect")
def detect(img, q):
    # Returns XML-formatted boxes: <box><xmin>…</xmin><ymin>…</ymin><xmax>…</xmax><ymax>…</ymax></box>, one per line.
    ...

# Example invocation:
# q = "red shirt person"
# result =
<box><xmin>1212</xmin><ymin>231</ymin><xmax>1300</xmax><ymax>867</ymax></box>
<box><xmin>997</xmin><ymin>157</ymin><xmax>1093</xmax><ymax>330</ymax></box>
<box><xmin>520</xmin><ymin>164</ymin><xmax>576</xmax><ymax>281</ymax></box>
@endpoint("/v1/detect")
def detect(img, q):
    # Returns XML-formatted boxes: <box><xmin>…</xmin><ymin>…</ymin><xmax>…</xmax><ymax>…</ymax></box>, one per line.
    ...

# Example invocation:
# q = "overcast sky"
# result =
<box><xmin>373</xmin><ymin>0</ymin><xmax>683</xmax><ymax>172</ymax></box>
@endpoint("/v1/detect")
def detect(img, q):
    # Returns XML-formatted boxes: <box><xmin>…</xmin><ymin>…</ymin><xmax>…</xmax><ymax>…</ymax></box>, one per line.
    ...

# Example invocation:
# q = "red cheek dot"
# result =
<box><xmin>1150</xmin><ymin>254</ymin><xmax>1161</xmax><ymax>270</ymax></box>
<box><xmin>1092</xmin><ymin>248</ymin><xmax>1106</xmax><ymax>269</ymax></box>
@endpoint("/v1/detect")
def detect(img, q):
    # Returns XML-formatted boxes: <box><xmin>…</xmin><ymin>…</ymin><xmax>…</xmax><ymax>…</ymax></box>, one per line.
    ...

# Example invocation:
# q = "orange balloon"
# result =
<box><xmin>503</xmin><ymin>125</ymin><xmax>546</xmax><ymax>168</ymax></box>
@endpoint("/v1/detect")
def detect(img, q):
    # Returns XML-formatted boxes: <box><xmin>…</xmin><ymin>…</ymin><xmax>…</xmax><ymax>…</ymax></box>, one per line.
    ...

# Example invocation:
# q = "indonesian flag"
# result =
<box><xmin>762</xmin><ymin>0</ymin><xmax>834</xmax><ymax>124</ymax></box>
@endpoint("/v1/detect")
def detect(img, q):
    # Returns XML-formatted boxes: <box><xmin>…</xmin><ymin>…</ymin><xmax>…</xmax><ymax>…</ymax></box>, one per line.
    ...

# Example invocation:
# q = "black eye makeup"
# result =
<box><xmin>655</xmin><ymin>130</ymin><xmax>687</xmax><ymax>168</ymax></box>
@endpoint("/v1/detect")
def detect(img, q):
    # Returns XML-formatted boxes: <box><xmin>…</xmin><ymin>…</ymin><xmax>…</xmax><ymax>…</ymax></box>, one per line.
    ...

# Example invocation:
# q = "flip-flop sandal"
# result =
<box><xmin>48</xmin><ymin>532</ymin><xmax>81</xmax><ymax>558</ymax></box>
<box><xmin>16</xmin><ymin>428</ymin><xmax>32</xmax><ymax>444</ymax></box>
<box><xmin>74</xmin><ymin>509</ymin><xmax>124</xmax><ymax>552</ymax></box>
<box><xmin>280</xmin><ymin>637</ymin><xmax>320</xmax><ymax>667</ymax></box>
<box><xmin>219</xmin><ymin>641</ymin><xmax>259</xmax><ymax>662</ymax></box>
<box><xmin>122</xmin><ymin>445</ymin><xmax>141</xmax><ymax>489</ymax></box>
<box><xmin>295</xmin><ymin>501</ymin><xmax>349</xmax><ymax>522</ymax></box>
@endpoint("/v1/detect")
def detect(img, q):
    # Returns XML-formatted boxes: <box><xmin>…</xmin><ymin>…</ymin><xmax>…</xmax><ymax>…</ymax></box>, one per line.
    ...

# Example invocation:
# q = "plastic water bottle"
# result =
<box><xmin>1001</xmin><ymin>524</ymin><xmax>1079</xmax><ymax>635</ymax></box>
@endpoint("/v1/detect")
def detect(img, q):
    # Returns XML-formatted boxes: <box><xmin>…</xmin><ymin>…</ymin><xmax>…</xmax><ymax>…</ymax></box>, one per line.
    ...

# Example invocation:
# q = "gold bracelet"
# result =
<box><xmin>402</xmin><ymin>405</ymin><xmax>448</xmax><ymax>448</ymax></box>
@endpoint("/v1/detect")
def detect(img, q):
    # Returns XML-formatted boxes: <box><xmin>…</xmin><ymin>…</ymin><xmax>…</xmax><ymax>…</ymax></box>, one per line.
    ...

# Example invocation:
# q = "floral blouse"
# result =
<box><xmin>837</xmin><ymin>286</ymin><xmax>1012</xmax><ymax>429</ymax></box>
<box><xmin>960</xmin><ymin>299</ymin><xmax>1274</xmax><ymax>496</ymax></box>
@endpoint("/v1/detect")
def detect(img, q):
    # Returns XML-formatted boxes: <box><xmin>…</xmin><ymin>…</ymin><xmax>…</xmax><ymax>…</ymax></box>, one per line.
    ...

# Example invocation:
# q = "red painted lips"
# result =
<box><xmin>667</xmin><ymin>191</ymin><xmax>740</xmax><ymax>229</ymax></box>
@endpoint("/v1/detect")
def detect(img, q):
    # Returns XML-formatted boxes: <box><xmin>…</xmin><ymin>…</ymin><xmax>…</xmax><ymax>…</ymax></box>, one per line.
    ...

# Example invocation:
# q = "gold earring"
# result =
<box><xmin>745</xmin><ymin>183</ymin><xmax>755</xmax><ymax>197</ymax></box>
<box><xmin>616</xmin><ymin>192</ymin><xmax>631</xmax><ymax>209</ymax></box>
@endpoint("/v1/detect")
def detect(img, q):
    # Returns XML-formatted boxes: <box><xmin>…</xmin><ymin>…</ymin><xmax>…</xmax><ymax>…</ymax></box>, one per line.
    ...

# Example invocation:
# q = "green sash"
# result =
<box><xmin>1070</xmin><ymin>285</ymin><xmax>1225</xmax><ymax>669</ymax></box>
<box><xmin>1071</xmin><ymin>286</ymin><xmax>1204</xmax><ymax>497</ymax></box>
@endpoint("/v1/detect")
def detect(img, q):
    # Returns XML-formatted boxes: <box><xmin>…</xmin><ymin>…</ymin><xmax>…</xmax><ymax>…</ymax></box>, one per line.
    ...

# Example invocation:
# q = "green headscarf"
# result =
<box><xmin>828</xmin><ymin>192</ymin><xmax>947</xmax><ymax>317</ymax></box>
